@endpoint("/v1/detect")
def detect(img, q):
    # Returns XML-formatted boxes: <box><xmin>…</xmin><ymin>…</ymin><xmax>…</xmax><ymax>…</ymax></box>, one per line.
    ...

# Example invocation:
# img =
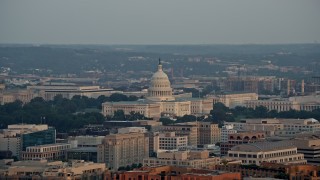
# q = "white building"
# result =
<box><xmin>221</xmin><ymin>124</ymin><xmax>237</xmax><ymax>143</ymax></box>
<box><xmin>102</xmin><ymin>60</ymin><xmax>213</xmax><ymax>118</ymax></box>
<box><xmin>153</xmin><ymin>132</ymin><xmax>188</xmax><ymax>152</ymax></box>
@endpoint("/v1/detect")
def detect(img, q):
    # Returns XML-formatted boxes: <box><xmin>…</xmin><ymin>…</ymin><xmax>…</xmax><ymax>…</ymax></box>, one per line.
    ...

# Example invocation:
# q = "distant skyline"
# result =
<box><xmin>1</xmin><ymin>0</ymin><xmax>320</xmax><ymax>45</ymax></box>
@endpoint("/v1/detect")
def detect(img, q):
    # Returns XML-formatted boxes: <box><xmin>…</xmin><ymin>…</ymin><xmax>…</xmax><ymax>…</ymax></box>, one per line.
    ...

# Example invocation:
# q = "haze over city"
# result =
<box><xmin>1</xmin><ymin>0</ymin><xmax>320</xmax><ymax>44</ymax></box>
<box><xmin>1</xmin><ymin>1</ymin><xmax>320</xmax><ymax>179</ymax></box>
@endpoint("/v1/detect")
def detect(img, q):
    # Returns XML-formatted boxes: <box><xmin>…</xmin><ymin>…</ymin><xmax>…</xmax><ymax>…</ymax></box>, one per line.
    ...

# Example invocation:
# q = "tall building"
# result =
<box><xmin>198</xmin><ymin>122</ymin><xmax>221</xmax><ymax>145</ymax></box>
<box><xmin>97</xmin><ymin>132</ymin><xmax>149</xmax><ymax>170</ymax></box>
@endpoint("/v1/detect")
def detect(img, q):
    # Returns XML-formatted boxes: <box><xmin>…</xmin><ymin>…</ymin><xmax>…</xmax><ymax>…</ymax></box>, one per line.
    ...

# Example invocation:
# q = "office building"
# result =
<box><xmin>97</xmin><ymin>132</ymin><xmax>149</xmax><ymax>170</ymax></box>
<box><xmin>228</xmin><ymin>141</ymin><xmax>306</xmax><ymax>166</ymax></box>
<box><xmin>21</xmin><ymin>143</ymin><xmax>71</xmax><ymax>161</ymax></box>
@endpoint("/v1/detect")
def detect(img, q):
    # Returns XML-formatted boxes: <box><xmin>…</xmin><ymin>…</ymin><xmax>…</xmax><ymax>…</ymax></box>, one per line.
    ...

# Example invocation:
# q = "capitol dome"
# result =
<box><xmin>146</xmin><ymin>59</ymin><xmax>175</xmax><ymax>101</ymax></box>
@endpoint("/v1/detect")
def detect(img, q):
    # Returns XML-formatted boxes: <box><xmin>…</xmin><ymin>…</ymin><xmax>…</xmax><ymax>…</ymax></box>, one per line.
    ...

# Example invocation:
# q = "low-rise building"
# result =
<box><xmin>0</xmin><ymin>159</ymin><xmax>107</xmax><ymax>179</ymax></box>
<box><xmin>225</xmin><ymin>118</ymin><xmax>320</xmax><ymax>136</ymax></box>
<box><xmin>143</xmin><ymin>150</ymin><xmax>220</xmax><ymax>169</ymax></box>
<box><xmin>209</xmin><ymin>92</ymin><xmax>258</xmax><ymax>108</ymax></box>
<box><xmin>115</xmin><ymin>165</ymin><xmax>241</xmax><ymax>180</ymax></box>
<box><xmin>153</xmin><ymin>124</ymin><xmax>198</xmax><ymax>146</ymax></box>
<box><xmin>220</xmin><ymin>132</ymin><xmax>265</xmax><ymax>156</ymax></box>
<box><xmin>245</xmin><ymin>95</ymin><xmax>320</xmax><ymax>112</ymax></box>
<box><xmin>21</xmin><ymin>143</ymin><xmax>71</xmax><ymax>161</ymax></box>
<box><xmin>228</xmin><ymin>141</ymin><xmax>306</xmax><ymax>166</ymax></box>
<box><xmin>153</xmin><ymin>132</ymin><xmax>188</xmax><ymax>152</ymax></box>
<box><xmin>68</xmin><ymin>135</ymin><xmax>105</xmax><ymax>147</ymax></box>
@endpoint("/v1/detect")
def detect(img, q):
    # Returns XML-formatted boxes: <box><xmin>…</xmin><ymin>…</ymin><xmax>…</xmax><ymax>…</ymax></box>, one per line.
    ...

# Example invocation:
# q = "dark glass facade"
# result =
<box><xmin>21</xmin><ymin>127</ymin><xmax>56</xmax><ymax>150</ymax></box>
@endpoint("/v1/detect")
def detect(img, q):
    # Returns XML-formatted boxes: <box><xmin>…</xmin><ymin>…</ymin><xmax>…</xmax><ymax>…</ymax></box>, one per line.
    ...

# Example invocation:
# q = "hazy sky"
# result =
<box><xmin>1</xmin><ymin>0</ymin><xmax>319</xmax><ymax>44</ymax></box>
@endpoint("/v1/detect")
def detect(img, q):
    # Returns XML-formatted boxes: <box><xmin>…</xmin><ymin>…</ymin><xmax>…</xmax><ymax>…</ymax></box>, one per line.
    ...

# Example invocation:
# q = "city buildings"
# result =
<box><xmin>0</xmin><ymin>124</ymin><xmax>56</xmax><ymax>159</ymax></box>
<box><xmin>227</xmin><ymin>141</ymin><xmax>306</xmax><ymax>166</ymax></box>
<box><xmin>97</xmin><ymin>132</ymin><xmax>149</xmax><ymax>170</ymax></box>
<box><xmin>102</xmin><ymin>61</ymin><xmax>213</xmax><ymax>118</ymax></box>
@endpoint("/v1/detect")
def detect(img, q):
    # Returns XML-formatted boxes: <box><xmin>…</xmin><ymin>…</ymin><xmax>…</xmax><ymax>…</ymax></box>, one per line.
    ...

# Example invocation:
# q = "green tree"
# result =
<box><xmin>113</xmin><ymin>110</ymin><xmax>126</xmax><ymax>121</ymax></box>
<box><xmin>159</xmin><ymin>117</ymin><xmax>175</xmax><ymax>125</ymax></box>
<box><xmin>176</xmin><ymin>115</ymin><xmax>197</xmax><ymax>123</ymax></box>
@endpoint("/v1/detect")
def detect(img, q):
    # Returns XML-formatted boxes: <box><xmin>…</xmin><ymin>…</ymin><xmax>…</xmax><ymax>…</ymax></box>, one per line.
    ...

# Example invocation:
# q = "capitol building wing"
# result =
<box><xmin>102</xmin><ymin>60</ymin><xmax>213</xmax><ymax>118</ymax></box>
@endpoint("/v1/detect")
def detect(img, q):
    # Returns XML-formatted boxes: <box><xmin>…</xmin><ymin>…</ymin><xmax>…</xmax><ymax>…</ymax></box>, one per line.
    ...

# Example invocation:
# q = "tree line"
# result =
<box><xmin>0</xmin><ymin>93</ymin><xmax>138</xmax><ymax>132</ymax></box>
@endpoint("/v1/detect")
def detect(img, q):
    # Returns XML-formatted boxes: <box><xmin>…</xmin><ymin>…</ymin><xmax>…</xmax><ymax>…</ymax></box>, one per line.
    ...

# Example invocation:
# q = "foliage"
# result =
<box><xmin>175</xmin><ymin>115</ymin><xmax>197</xmax><ymax>123</ymax></box>
<box><xmin>208</xmin><ymin>102</ymin><xmax>320</xmax><ymax>124</ymax></box>
<box><xmin>159</xmin><ymin>117</ymin><xmax>175</xmax><ymax>125</ymax></box>
<box><xmin>0</xmin><ymin>93</ymin><xmax>139</xmax><ymax>132</ymax></box>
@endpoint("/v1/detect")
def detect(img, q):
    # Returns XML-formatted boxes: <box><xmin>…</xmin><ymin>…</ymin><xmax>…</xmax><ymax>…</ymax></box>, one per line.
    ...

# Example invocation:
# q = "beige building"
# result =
<box><xmin>102</xmin><ymin>61</ymin><xmax>213</xmax><ymax>119</ymax></box>
<box><xmin>228</xmin><ymin>141</ymin><xmax>306</xmax><ymax>166</ymax></box>
<box><xmin>209</xmin><ymin>92</ymin><xmax>258</xmax><ymax>108</ymax></box>
<box><xmin>198</xmin><ymin>122</ymin><xmax>221</xmax><ymax>145</ymax></box>
<box><xmin>27</xmin><ymin>85</ymin><xmax>118</xmax><ymax>100</ymax></box>
<box><xmin>0</xmin><ymin>90</ymin><xmax>34</xmax><ymax>105</ymax></box>
<box><xmin>225</xmin><ymin>118</ymin><xmax>320</xmax><ymax>136</ymax></box>
<box><xmin>97</xmin><ymin>132</ymin><xmax>149</xmax><ymax>170</ymax></box>
<box><xmin>153</xmin><ymin>132</ymin><xmax>188</xmax><ymax>152</ymax></box>
<box><xmin>21</xmin><ymin>143</ymin><xmax>71</xmax><ymax>160</ymax></box>
<box><xmin>154</xmin><ymin>124</ymin><xmax>198</xmax><ymax>146</ymax></box>
<box><xmin>245</xmin><ymin>95</ymin><xmax>320</xmax><ymax>112</ymax></box>
<box><xmin>102</xmin><ymin>101</ymin><xmax>161</xmax><ymax>119</ymax></box>
<box><xmin>143</xmin><ymin>150</ymin><xmax>220</xmax><ymax>169</ymax></box>
<box><xmin>285</xmin><ymin>133</ymin><xmax>320</xmax><ymax>165</ymax></box>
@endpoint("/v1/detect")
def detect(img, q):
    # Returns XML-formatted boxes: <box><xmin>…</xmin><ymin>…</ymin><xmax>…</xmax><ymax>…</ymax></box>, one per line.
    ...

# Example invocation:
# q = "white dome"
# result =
<box><xmin>146</xmin><ymin>61</ymin><xmax>175</xmax><ymax>101</ymax></box>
